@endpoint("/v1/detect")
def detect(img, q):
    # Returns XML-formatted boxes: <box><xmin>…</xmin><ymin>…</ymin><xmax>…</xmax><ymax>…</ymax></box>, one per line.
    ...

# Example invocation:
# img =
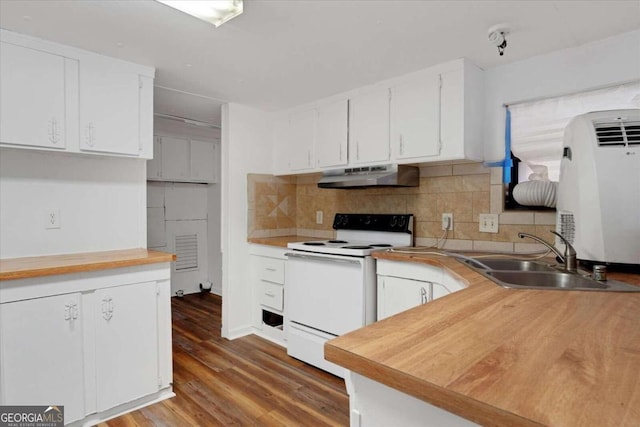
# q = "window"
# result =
<box><xmin>504</xmin><ymin>81</ymin><xmax>640</xmax><ymax>210</ymax></box>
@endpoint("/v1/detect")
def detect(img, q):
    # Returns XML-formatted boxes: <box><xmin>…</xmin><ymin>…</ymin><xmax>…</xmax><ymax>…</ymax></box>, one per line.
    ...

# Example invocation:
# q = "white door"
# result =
<box><xmin>190</xmin><ymin>139</ymin><xmax>216</xmax><ymax>183</ymax></box>
<box><xmin>377</xmin><ymin>276</ymin><xmax>430</xmax><ymax>320</ymax></box>
<box><xmin>79</xmin><ymin>55</ymin><xmax>140</xmax><ymax>155</ymax></box>
<box><xmin>160</xmin><ymin>136</ymin><xmax>190</xmax><ymax>181</ymax></box>
<box><xmin>147</xmin><ymin>137</ymin><xmax>163</xmax><ymax>180</ymax></box>
<box><xmin>349</xmin><ymin>88</ymin><xmax>390</xmax><ymax>164</ymax></box>
<box><xmin>288</xmin><ymin>109</ymin><xmax>316</xmax><ymax>171</ymax></box>
<box><xmin>316</xmin><ymin>99</ymin><xmax>348</xmax><ymax>168</ymax></box>
<box><xmin>390</xmin><ymin>76</ymin><xmax>441</xmax><ymax>160</ymax></box>
<box><xmin>0</xmin><ymin>294</ymin><xmax>85</xmax><ymax>423</ymax></box>
<box><xmin>95</xmin><ymin>282</ymin><xmax>158</xmax><ymax>411</ymax></box>
<box><xmin>0</xmin><ymin>42</ymin><xmax>66</xmax><ymax>149</ymax></box>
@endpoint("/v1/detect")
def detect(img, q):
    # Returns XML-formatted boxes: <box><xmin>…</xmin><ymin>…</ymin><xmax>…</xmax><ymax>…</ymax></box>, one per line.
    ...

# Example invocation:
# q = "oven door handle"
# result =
<box><xmin>285</xmin><ymin>252</ymin><xmax>362</xmax><ymax>265</ymax></box>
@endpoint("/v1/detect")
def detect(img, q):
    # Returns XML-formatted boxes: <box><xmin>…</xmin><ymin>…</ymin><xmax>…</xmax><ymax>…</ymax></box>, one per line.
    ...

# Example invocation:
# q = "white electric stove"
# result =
<box><xmin>285</xmin><ymin>213</ymin><xmax>414</xmax><ymax>377</ymax></box>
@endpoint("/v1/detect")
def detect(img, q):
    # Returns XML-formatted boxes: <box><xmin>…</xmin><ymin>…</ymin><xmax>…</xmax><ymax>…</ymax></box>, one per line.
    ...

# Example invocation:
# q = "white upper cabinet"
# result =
<box><xmin>0</xmin><ymin>29</ymin><xmax>155</xmax><ymax>159</ymax></box>
<box><xmin>315</xmin><ymin>99</ymin><xmax>348</xmax><ymax>168</ymax></box>
<box><xmin>160</xmin><ymin>136</ymin><xmax>190</xmax><ymax>181</ymax></box>
<box><xmin>79</xmin><ymin>55</ymin><xmax>141</xmax><ymax>156</ymax></box>
<box><xmin>439</xmin><ymin>59</ymin><xmax>485</xmax><ymax>162</ymax></box>
<box><xmin>0</xmin><ymin>42</ymin><xmax>68</xmax><ymax>149</ymax></box>
<box><xmin>349</xmin><ymin>87</ymin><xmax>390</xmax><ymax>165</ymax></box>
<box><xmin>390</xmin><ymin>74</ymin><xmax>441</xmax><ymax>160</ymax></box>
<box><xmin>288</xmin><ymin>109</ymin><xmax>316</xmax><ymax>171</ymax></box>
<box><xmin>272</xmin><ymin>58</ymin><xmax>484</xmax><ymax>175</ymax></box>
<box><xmin>150</xmin><ymin>136</ymin><xmax>218</xmax><ymax>183</ymax></box>
<box><xmin>190</xmin><ymin>139</ymin><xmax>217</xmax><ymax>183</ymax></box>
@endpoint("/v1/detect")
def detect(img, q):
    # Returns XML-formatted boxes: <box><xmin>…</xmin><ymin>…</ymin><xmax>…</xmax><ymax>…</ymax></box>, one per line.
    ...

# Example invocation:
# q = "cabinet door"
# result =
<box><xmin>190</xmin><ymin>139</ymin><xmax>216</xmax><ymax>183</ymax></box>
<box><xmin>390</xmin><ymin>76</ymin><xmax>440</xmax><ymax>160</ymax></box>
<box><xmin>288</xmin><ymin>109</ymin><xmax>315</xmax><ymax>171</ymax></box>
<box><xmin>0</xmin><ymin>294</ymin><xmax>85</xmax><ymax>423</ymax></box>
<box><xmin>79</xmin><ymin>55</ymin><xmax>140</xmax><ymax>155</ymax></box>
<box><xmin>316</xmin><ymin>100</ymin><xmax>348</xmax><ymax>168</ymax></box>
<box><xmin>349</xmin><ymin>88</ymin><xmax>390</xmax><ymax>164</ymax></box>
<box><xmin>0</xmin><ymin>42</ymin><xmax>66</xmax><ymax>149</ymax></box>
<box><xmin>160</xmin><ymin>136</ymin><xmax>190</xmax><ymax>181</ymax></box>
<box><xmin>147</xmin><ymin>137</ymin><xmax>163</xmax><ymax>180</ymax></box>
<box><xmin>377</xmin><ymin>276</ymin><xmax>430</xmax><ymax>320</ymax></box>
<box><xmin>95</xmin><ymin>282</ymin><xmax>158</xmax><ymax>411</ymax></box>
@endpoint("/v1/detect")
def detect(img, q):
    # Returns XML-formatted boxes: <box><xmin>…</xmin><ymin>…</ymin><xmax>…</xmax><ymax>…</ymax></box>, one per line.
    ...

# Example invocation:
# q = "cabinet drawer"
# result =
<box><xmin>259</xmin><ymin>282</ymin><xmax>284</xmax><ymax>311</ymax></box>
<box><xmin>256</xmin><ymin>257</ymin><xmax>285</xmax><ymax>284</ymax></box>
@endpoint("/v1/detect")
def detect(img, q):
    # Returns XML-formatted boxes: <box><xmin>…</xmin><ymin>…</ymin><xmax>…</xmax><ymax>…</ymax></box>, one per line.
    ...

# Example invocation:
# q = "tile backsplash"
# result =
<box><xmin>248</xmin><ymin>162</ymin><xmax>556</xmax><ymax>253</ymax></box>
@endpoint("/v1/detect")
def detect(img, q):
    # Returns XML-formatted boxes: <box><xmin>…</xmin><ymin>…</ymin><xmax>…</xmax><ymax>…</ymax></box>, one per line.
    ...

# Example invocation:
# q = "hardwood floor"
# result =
<box><xmin>98</xmin><ymin>293</ymin><xmax>349</xmax><ymax>426</ymax></box>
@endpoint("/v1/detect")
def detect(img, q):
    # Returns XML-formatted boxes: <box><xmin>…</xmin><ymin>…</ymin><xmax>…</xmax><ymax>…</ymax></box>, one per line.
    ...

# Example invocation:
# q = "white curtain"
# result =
<box><xmin>509</xmin><ymin>81</ymin><xmax>640</xmax><ymax>182</ymax></box>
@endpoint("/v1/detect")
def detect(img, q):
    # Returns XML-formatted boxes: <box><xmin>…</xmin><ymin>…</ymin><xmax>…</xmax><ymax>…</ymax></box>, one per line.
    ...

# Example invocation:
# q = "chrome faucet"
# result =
<box><xmin>518</xmin><ymin>230</ymin><xmax>577</xmax><ymax>273</ymax></box>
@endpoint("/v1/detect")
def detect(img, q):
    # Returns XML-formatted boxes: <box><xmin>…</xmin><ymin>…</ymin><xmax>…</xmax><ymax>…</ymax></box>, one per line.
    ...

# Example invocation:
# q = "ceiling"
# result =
<box><xmin>1</xmin><ymin>0</ymin><xmax>639</xmax><ymax>126</ymax></box>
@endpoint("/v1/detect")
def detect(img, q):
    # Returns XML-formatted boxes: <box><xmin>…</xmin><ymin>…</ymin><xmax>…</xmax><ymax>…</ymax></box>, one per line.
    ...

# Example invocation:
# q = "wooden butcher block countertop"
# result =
<box><xmin>0</xmin><ymin>248</ymin><xmax>176</xmax><ymax>280</ymax></box>
<box><xmin>325</xmin><ymin>250</ymin><xmax>640</xmax><ymax>427</ymax></box>
<box><xmin>248</xmin><ymin>235</ymin><xmax>319</xmax><ymax>248</ymax></box>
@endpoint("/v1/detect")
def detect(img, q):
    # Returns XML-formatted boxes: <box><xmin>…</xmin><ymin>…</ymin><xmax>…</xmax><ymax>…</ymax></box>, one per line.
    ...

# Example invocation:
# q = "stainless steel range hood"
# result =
<box><xmin>317</xmin><ymin>165</ymin><xmax>419</xmax><ymax>189</ymax></box>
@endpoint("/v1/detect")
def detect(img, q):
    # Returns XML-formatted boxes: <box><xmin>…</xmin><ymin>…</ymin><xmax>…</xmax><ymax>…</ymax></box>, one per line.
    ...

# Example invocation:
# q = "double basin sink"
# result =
<box><xmin>460</xmin><ymin>258</ymin><xmax>640</xmax><ymax>292</ymax></box>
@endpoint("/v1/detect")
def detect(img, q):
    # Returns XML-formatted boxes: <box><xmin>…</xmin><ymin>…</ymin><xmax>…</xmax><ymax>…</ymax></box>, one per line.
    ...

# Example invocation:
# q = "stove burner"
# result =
<box><xmin>370</xmin><ymin>244</ymin><xmax>392</xmax><ymax>248</ymax></box>
<box><xmin>328</xmin><ymin>240</ymin><xmax>348</xmax><ymax>244</ymax></box>
<box><xmin>303</xmin><ymin>242</ymin><xmax>326</xmax><ymax>246</ymax></box>
<box><xmin>342</xmin><ymin>245</ymin><xmax>373</xmax><ymax>250</ymax></box>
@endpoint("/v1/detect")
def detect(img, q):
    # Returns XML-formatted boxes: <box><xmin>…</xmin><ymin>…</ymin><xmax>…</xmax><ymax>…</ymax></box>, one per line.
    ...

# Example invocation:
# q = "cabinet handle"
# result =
<box><xmin>265</xmin><ymin>267</ymin><xmax>277</xmax><ymax>272</ymax></box>
<box><xmin>399</xmin><ymin>134</ymin><xmax>404</xmax><ymax>156</ymax></box>
<box><xmin>420</xmin><ymin>287</ymin><xmax>428</xmax><ymax>304</ymax></box>
<box><xmin>64</xmin><ymin>302</ymin><xmax>79</xmax><ymax>321</ymax></box>
<box><xmin>85</xmin><ymin>123</ymin><xmax>96</xmax><ymax>147</ymax></box>
<box><xmin>265</xmin><ymin>291</ymin><xmax>276</xmax><ymax>298</ymax></box>
<box><xmin>102</xmin><ymin>296</ymin><xmax>113</xmax><ymax>320</ymax></box>
<box><xmin>356</xmin><ymin>140</ymin><xmax>360</xmax><ymax>160</ymax></box>
<box><xmin>49</xmin><ymin>118</ymin><xmax>60</xmax><ymax>144</ymax></box>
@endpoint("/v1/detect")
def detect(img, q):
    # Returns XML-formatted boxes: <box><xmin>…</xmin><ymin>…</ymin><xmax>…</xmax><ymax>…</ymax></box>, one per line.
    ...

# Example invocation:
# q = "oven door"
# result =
<box><xmin>285</xmin><ymin>251</ymin><xmax>370</xmax><ymax>336</ymax></box>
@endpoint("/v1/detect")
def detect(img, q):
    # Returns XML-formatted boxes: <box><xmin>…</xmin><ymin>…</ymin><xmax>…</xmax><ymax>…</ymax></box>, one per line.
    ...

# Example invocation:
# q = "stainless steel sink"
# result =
<box><xmin>462</xmin><ymin>258</ymin><xmax>556</xmax><ymax>272</ymax></box>
<box><xmin>458</xmin><ymin>257</ymin><xmax>640</xmax><ymax>292</ymax></box>
<box><xmin>485</xmin><ymin>271</ymin><xmax>640</xmax><ymax>292</ymax></box>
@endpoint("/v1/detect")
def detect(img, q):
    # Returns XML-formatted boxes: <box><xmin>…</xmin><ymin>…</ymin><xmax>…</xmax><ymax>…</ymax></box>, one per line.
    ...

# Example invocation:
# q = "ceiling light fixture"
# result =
<box><xmin>157</xmin><ymin>0</ymin><xmax>243</xmax><ymax>27</ymax></box>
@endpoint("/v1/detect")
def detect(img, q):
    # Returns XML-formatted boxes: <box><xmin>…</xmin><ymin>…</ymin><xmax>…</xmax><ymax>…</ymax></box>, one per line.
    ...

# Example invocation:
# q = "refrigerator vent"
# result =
<box><xmin>175</xmin><ymin>234</ymin><xmax>198</xmax><ymax>271</ymax></box>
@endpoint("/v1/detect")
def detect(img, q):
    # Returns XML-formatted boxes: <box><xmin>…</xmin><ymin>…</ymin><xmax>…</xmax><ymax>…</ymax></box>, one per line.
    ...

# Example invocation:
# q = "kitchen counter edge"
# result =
<box><xmin>0</xmin><ymin>248</ymin><xmax>176</xmax><ymax>281</ymax></box>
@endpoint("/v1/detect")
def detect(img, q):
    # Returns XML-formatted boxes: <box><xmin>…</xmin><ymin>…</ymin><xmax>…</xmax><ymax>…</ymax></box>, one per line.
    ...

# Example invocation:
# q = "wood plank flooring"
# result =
<box><xmin>98</xmin><ymin>293</ymin><xmax>349</xmax><ymax>426</ymax></box>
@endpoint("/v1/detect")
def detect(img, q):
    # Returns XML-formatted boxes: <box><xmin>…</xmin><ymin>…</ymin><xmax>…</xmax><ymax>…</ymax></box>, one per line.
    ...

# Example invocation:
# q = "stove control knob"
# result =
<box><xmin>390</xmin><ymin>216</ymin><xmax>398</xmax><ymax>227</ymax></box>
<box><xmin>364</xmin><ymin>215</ymin><xmax>372</xmax><ymax>225</ymax></box>
<box><xmin>398</xmin><ymin>216</ymin><xmax>406</xmax><ymax>228</ymax></box>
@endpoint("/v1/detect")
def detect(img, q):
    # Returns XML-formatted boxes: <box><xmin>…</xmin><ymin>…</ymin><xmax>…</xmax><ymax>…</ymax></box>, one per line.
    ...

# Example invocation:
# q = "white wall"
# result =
<box><xmin>484</xmin><ymin>29</ymin><xmax>640</xmax><ymax>161</ymax></box>
<box><xmin>0</xmin><ymin>148</ymin><xmax>146</xmax><ymax>258</ymax></box>
<box><xmin>221</xmin><ymin>103</ymin><xmax>274</xmax><ymax>339</ymax></box>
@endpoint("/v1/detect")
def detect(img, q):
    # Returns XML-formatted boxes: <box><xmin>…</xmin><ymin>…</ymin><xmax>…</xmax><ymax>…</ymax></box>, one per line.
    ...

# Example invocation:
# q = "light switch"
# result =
<box><xmin>316</xmin><ymin>210</ymin><xmax>323</xmax><ymax>225</ymax></box>
<box><xmin>479</xmin><ymin>213</ymin><xmax>499</xmax><ymax>233</ymax></box>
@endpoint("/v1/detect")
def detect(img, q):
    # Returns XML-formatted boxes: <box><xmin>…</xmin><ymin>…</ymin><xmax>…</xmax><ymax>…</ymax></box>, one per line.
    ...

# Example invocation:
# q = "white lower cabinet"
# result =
<box><xmin>0</xmin><ymin>263</ymin><xmax>173</xmax><ymax>426</ymax></box>
<box><xmin>250</xmin><ymin>245</ymin><xmax>288</xmax><ymax>346</ymax></box>
<box><xmin>0</xmin><ymin>293</ymin><xmax>85</xmax><ymax>423</ymax></box>
<box><xmin>95</xmin><ymin>282</ymin><xmax>159</xmax><ymax>412</ymax></box>
<box><xmin>378</xmin><ymin>276</ymin><xmax>430</xmax><ymax>321</ymax></box>
<box><xmin>377</xmin><ymin>259</ymin><xmax>465</xmax><ymax>319</ymax></box>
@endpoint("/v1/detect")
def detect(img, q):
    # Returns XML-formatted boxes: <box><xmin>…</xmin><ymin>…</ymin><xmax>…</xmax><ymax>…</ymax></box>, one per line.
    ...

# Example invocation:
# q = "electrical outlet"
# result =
<box><xmin>316</xmin><ymin>210</ymin><xmax>323</xmax><ymax>225</ymax></box>
<box><xmin>441</xmin><ymin>213</ymin><xmax>453</xmax><ymax>230</ymax></box>
<box><xmin>479</xmin><ymin>213</ymin><xmax>499</xmax><ymax>233</ymax></box>
<box><xmin>45</xmin><ymin>208</ymin><xmax>61</xmax><ymax>229</ymax></box>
